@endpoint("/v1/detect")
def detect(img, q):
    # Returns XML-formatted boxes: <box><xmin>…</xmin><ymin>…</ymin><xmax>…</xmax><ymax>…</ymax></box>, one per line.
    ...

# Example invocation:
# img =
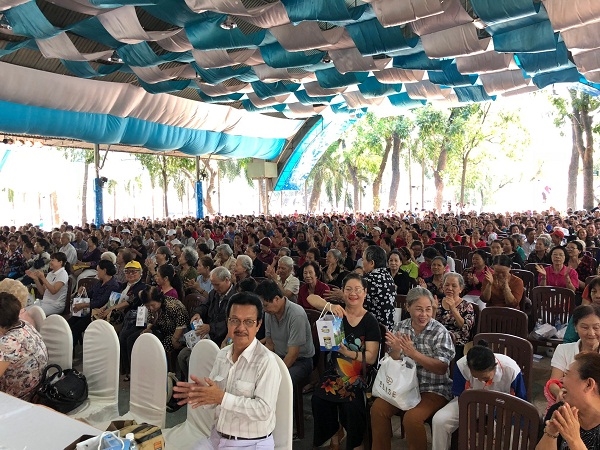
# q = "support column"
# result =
<box><xmin>195</xmin><ymin>157</ymin><xmax>204</xmax><ymax>219</ymax></box>
<box><xmin>93</xmin><ymin>144</ymin><xmax>104</xmax><ymax>225</ymax></box>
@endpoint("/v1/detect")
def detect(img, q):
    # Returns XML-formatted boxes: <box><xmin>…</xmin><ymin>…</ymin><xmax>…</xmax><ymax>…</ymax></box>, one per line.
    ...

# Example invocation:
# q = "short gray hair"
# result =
<box><xmin>537</xmin><ymin>235</ymin><xmax>551</xmax><ymax>248</ymax></box>
<box><xmin>328</xmin><ymin>249</ymin><xmax>343</xmax><ymax>265</ymax></box>
<box><xmin>236</xmin><ymin>254</ymin><xmax>253</xmax><ymax>274</ymax></box>
<box><xmin>216</xmin><ymin>243</ymin><xmax>233</xmax><ymax>257</ymax></box>
<box><xmin>210</xmin><ymin>266</ymin><xmax>231</xmax><ymax>281</ymax></box>
<box><xmin>278</xmin><ymin>256</ymin><xmax>294</xmax><ymax>269</ymax></box>
<box><xmin>278</xmin><ymin>247</ymin><xmax>291</xmax><ymax>256</ymax></box>
<box><xmin>181</xmin><ymin>246</ymin><xmax>199</xmax><ymax>267</ymax></box>
<box><xmin>406</xmin><ymin>287</ymin><xmax>434</xmax><ymax>307</ymax></box>
<box><xmin>442</xmin><ymin>272</ymin><xmax>465</xmax><ymax>289</ymax></box>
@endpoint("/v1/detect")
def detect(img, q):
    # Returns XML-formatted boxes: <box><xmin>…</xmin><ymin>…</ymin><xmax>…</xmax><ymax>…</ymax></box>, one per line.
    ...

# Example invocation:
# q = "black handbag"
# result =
<box><xmin>35</xmin><ymin>364</ymin><xmax>88</xmax><ymax>413</ymax></box>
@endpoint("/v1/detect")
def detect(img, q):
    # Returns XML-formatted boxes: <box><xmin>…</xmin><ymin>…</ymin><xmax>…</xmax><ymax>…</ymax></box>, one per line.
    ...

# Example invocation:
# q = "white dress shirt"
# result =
<box><xmin>211</xmin><ymin>338</ymin><xmax>281</xmax><ymax>439</ymax></box>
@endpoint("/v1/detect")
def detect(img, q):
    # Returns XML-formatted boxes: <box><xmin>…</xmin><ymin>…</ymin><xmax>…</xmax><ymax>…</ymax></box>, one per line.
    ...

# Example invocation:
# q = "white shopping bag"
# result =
<box><xmin>372</xmin><ymin>355</ymin><xmax>421</xmax><ymax>410</ymax></box>
<box><xmin>71</xmin><ymin>288</ymin><xmax>90</xmax><ymax>317</ymax></box>
<box><xmin>316</xmin><ymin>308</ymin><xmax>345</xmax><ymax>351</ymax></box>
<box><xmin>135</xmin><ymin>306</ymin><xmax>148</xmax><ymax>327</ymax></box>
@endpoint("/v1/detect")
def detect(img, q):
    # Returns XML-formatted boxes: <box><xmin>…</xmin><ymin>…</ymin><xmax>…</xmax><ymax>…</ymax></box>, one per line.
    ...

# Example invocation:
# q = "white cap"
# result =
<box><xmin>167</xmin><ymin>229</ymin><xmax>176</xmax><ymax>236</ymax></box>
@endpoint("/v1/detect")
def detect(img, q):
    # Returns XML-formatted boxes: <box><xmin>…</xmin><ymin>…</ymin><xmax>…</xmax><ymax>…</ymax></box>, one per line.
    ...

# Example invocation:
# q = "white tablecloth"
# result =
<box><xmin>0</xmin><ymin>392</ymin><xmax>101</xmax><ymax>450</ymax></box>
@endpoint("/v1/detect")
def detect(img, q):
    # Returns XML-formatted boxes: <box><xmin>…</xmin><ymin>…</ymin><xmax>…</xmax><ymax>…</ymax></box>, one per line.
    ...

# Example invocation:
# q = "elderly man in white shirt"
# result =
<box><xmin>59</xmin><ymin>232</ymin><xmax>77</xmax><ymax>266</ymax></box>
<box><xmin>173</xmin><ymin>291</ymin><xmax>281</xmax><ymax>449</ymax></box>
<box><xmin>265</xmin><ymin>256</ymin><xmax>299</xmax><ymax>303</ymax></box>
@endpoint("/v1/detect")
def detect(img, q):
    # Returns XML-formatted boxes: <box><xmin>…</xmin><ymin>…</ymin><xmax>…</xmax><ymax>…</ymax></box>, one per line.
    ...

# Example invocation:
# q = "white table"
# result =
<box><xmin>0</xmin><ymin>392</ymin><xmax>101</xmax><ymax>450</ymax></box>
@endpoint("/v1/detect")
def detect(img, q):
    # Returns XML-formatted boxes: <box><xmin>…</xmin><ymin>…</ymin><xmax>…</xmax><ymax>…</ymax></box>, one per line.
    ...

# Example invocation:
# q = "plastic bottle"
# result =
<box><xmin>555</xmin><ymin>317</ymin><xmax>562</xmax><ymax>330</ymax></box>
<box><xmin>126</xmin><ymin>433</ymin><xmax>137</xmax><ymax>450</ymax></box>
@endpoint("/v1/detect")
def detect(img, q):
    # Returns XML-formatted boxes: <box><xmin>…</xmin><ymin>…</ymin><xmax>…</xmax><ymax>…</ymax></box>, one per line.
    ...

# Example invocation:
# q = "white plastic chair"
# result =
<box><xmin>68</xmin><ymin>320</ymin><xmax>120</xmax><ymax>428</ymax></box>
<box><xmin>163</xmin><ymin>340</ymin><xmax>220</xmax><ymax>448</ymax></box>
<box><xmin>39</xmin><ymin>314</ymin><xmax>72</xmax><ymax>369</ymax></box>
<box><xmin>120</xmin><ymin>333</ymin><xmax>168</xmax><ymax>428</ymax></box>
<box><xmin>273</xmin><ymin>355</ymin><xmax>293</xmax><ymax>450</ymax></box>
<box><xmin>27</xmin><ymin>305</ymin><xmax>46</xmax><ymax>331</ymax></box>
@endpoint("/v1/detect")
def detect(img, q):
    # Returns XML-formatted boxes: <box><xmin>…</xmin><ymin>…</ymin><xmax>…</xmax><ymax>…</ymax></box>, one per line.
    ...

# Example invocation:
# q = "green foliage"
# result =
<box><xmin>61</xmin><ymin>147</ymin><xmax>95</xmax><ymax>164</ymax></box>
<box><xmin>218</xmin><ymin>157</ymin><xmax>254</xmax><ymax>187</ymax></box>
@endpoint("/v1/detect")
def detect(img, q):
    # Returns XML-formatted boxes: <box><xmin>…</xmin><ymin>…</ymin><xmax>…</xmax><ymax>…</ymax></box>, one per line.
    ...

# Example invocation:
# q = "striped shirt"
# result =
<box><xmin>396</xmin><ymin>318</ymin><xmax>455</xmax><ymax>400</ymax></box>
<box><xmin>211</xmin><ymin>339</ymin><xmax>281</xmax><ymax>438</ymax></box>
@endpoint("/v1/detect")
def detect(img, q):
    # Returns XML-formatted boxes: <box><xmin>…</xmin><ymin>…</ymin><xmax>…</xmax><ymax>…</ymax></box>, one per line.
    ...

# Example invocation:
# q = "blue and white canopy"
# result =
<box><xmin>0</xmin><ymin>0</ymin><xmax>599</xmax><ymax>164</ymax></box>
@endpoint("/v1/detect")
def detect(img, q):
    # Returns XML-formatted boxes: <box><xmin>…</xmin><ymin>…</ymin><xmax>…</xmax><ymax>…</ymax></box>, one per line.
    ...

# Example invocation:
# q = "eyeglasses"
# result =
<box><xmin>343</xmin><ymin>287</ymin><xmax>364</xmax><ymax>294</ymax></box>
<box><xmin>124</xmin><ymin>269</ymin><xmax>140</xmax><ymax>274</ymax></box>
<box><xmin>227</xmin><ymin>318</ymin><xmax>258</xmax><ymax>327</ymax></box>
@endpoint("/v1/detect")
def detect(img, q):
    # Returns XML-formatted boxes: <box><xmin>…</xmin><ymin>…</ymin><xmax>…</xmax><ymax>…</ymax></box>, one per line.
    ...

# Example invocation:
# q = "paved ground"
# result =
<box><xmin>74</xmin><ymin>346</ymin><xmax>554</xmax><ymax>449</ymax></box>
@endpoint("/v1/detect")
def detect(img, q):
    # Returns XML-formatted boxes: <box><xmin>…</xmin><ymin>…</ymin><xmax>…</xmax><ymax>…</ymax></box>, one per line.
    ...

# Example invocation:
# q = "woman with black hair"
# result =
<box><xmin>67</xmin><ymin>259</ymin><xmax>119</xmax><ymax>346</ymax></box>
<box><xmin>481</xmin><ymin>255</ymin><xmax>524</xmax><ymax>307</ymax></box>
<box><xmin>141</xmin><ymin>286</ymin><xmax>189</xmax><ymax>353</ymax></box>
<box><xmin>537</xmin><ymin>352</ymin><xmax>600</xmax><ymax>450</ymax></box>
<box><xmin>155</xmin><ymin>263</ymin><xmax>184</xmax><ymax>300</ymax></box>
<box><xmin>432</xmin><ymin>341</ymin><xmax>527</xmax><ymax>450</ymax></box>
<box><xmin>25</xmin><ymin>252</ymin><xmax>70</xmax><ymax>316</ymax></box>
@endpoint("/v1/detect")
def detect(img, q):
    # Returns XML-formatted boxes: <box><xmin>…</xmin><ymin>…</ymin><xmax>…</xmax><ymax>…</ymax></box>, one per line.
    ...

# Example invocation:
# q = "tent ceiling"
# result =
<box><xmin>1</xmin><ymin>0</ymin><xmax>600</xmax><ymax>161</ymax></box>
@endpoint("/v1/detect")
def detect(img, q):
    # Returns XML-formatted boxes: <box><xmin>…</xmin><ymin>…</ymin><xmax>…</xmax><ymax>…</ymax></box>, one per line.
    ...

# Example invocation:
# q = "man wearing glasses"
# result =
<box><xmin>174</xmin><ymin>292</ymin><xmax>281</xmax><ymax>449</ymax></box>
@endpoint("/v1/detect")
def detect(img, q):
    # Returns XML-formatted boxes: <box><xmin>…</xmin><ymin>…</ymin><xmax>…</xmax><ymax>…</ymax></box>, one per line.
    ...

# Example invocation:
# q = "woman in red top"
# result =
<box><xmin>466</xmin><ymin>228</ymin><xmax>487</xmax><ymax>249</ymax></box>
<box><xmin>297</xmin><ymin>261</ymin><xmax>330</xmax><ymax>309</ymax></box>
<box><xmin>536</xmin><ymin>246</ymin><xmax>578</xmax><ymax>291</ymax></box>
<box><xmin>444</xmin><ymin>225</ymin><xmax>463</xmax><ymax>247</ymax></box>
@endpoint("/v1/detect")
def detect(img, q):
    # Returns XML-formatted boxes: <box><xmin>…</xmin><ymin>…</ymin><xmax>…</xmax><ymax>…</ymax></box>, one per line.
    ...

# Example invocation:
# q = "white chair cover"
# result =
<box><xmin>39</xmin><ymin>315</ymin><xmax>72</xmax><ymax>369</ymax></box>
<box><xmin>163</xmin><ymin>340</ymin><xmax>220</xmax><ymax>448</ymax></box>
<box><xmin>27</xmin><ymin>305</ymin><xmax>46</xmax><ymax>331</ymax></box>
<box><xmin>120</xmin><ymin>333</ymin><xmax>167</xmax><ymax>428</ymax></box>
<box><xmin>273</xmin><ymin>356</ymin><xmax>293</xmax><ymax>450</ymax></box>
<box><xmin>68</xmin><ymin>320</ymin><xmax>120</xmax><ymax>428</ymax></box>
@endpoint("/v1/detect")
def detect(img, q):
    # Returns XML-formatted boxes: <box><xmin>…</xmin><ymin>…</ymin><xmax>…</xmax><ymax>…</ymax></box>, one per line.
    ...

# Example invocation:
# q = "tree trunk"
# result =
<box><xmin>259</xmin><ymin>179</ymin><xmax>269</xmax><ymax>215</ymax></box>
<box><xmin>150</xmin><ymin>179</ymin><xmax>156</xmax><ymax>219</ymax></box>
<box><xmin>421</xmin><ymin>160</ymin><xmax>425</xmax><ymax>210</ymax></box>
<box><xmin>567</xmin><ymin>112</ymin><xmax>581</xmax><ymax>210</ymax></box>
<box><xmin>203</xmin><ymin>161</ymin><xmax>216</xmax><ymax>215</ymax></box>
<box><xmin>51</xmin><ymin>192</ymin><xmax>60</xmax><ymax>226</ymax></box>
<box><xmin>81</xmin><ymin>163</ymin><xmax>88</xmax><ymax>225</ymax></box>
<box><xmin>161</xmin><ymin>156</ymin><xmax>169</xmax><ymax>217</ymax></box>
<box><xmin>347</xmin><ymin>163</ymin><xmax>359</xmax><ymax>213</ymax></box>
<box><xmin>373</xmin><ymin>136</ymin><xmax>392</xmax><ymax>211</ymax></box>
<box><xmin>434</xmin><ymin>144</ymin><xmax>447</xmax><ymax>212</ymax></box>
<box><xmin>308</xmin><ymin>171</ymin><xmax>323</xmax><ymax>213</ymax></box>
<box><xmin>388</xmin><ymin>132</ymin><xmax>401</xmax><ymax>210</ymax></box>
<box><xmin>580</xmin><ymin>99</ymin><xmax>594</xmax><ymax>210</ymax></box>
<box><xmin>460</xmin><ymin>155</ymin><xmax>468</xmax><ymax>208</ymax></box>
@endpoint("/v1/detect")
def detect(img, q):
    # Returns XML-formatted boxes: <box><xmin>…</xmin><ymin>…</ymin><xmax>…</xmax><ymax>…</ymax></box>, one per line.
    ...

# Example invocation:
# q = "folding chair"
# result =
<box><xmin>163</xmin><ymin>339</ymin><xmax>220</xmax><ymax>448</ymax></box>
<box><xmin>68</xmin><ymin>320</ymin><xmax>120</xmax><ymax>428</ymax></box>
<box><xmin>39</xmin><ymin>314</ymin><xmax>73</xmax><ymax>369</ymax></box>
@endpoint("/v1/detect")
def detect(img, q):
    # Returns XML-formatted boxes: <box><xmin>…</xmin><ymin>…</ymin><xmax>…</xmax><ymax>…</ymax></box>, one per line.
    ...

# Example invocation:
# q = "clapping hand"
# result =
<box><xmin>535</xmin><ymin>264</ymin><xmax>546</xmax><ymax>276</ymax></box>
<box><xmin>549</xmin><ymin>403</ymin><xmax>580</xmax><ymax>445</ymax></box>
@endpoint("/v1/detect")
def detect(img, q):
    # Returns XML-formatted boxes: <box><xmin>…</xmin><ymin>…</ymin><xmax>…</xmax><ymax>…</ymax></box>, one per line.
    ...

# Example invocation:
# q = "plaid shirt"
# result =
<box><xmin>396</xmin><ymin>318</ymin><xmax>455</xmax><ymax>400</ymax></box>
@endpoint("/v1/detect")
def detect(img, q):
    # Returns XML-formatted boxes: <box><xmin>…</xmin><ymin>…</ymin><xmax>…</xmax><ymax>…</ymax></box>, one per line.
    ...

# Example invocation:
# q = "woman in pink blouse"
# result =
<box><xmin>536</xmin><ymin>246</ymin><xmax>578</xmax><ymax>291</ymax></box>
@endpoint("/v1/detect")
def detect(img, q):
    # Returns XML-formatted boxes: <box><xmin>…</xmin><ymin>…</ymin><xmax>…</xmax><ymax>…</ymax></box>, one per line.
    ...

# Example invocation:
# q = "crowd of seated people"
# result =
<box><xmin>3</xmin><ymin>207</ymin><xmax>600</xmax><ymax>447</ymax></box>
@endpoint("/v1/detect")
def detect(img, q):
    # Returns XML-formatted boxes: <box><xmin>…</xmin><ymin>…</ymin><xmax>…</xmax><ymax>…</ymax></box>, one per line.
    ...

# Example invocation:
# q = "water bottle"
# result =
<box><xmin>126</xmin><ymin>433</ymin><xmax>137</xmax><ymax>450</ymax></box>
<box><xmin>535</xmin><ymin>318</ymin><xmax>542</xmax><ymax>331</ymax></box>
<box><xmin>555</xmin><ymin>317</ymin><xmax>562</xmax><ymax>330</ymax></box>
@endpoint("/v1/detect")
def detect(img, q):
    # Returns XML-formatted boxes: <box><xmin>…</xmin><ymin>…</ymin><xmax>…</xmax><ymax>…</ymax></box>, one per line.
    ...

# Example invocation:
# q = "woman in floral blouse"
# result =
<box><xmin>565</xmin><ymin>240</ymin><xmax>595</xmax><ymax>292</ymax></box>
<box><xmin>0</xmin><ymin>292</ymin><xmax>48</xmax><ymax>401</ymax></box>
<box><xmin>307</xmin><ymin>273</ymin><xmax>380</xmax><ymax>450</ymax></box>
<box><xmin>435</xmin><ymin>272</ymin><xmax>475</xmax><ymax>360</ymax></box>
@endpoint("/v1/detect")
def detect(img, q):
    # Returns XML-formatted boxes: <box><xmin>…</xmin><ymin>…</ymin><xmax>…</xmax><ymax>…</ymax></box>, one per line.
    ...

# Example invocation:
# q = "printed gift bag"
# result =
<box><xmin>71</xmin><ymin>288</ymin><xmax>89</xmax><ymax>317</ymax></box>
<box><xmin>316</xmin><ymin>308</ymin><xmax>345</xmax><ymax>351</ymax></box>
<box><xmin>372</xmin><ymin>355</ymin><xmax>421</xmax><ymax>410</ymax></box>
